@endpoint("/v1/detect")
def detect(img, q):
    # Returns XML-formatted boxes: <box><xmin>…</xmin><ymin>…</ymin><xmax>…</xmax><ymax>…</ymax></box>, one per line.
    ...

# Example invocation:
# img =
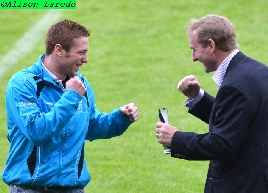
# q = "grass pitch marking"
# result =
<box><xmin>0</xmin><ymin>10</ymin><xmax>64</xmax><ymax>76</ymax></box>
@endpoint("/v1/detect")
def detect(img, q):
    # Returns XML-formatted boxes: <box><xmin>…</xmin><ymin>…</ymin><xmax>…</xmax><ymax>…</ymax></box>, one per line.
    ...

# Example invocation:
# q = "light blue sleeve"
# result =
<box><xmin>85</xmin><ymin>108</ymin><xmax>132</xmax><ymax>141</ymax></box>
<box><xmin>81</xmin><ymin>77</ymin><xmax>132</xmax><ymax>142</ymax></box>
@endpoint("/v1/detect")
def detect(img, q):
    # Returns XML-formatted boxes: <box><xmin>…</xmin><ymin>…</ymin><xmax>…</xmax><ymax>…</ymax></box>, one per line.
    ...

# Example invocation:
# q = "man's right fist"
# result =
<box><xmin>177</xmin><ymin>75</ymin><xmax>201</xmax><ymax>99</ymax></box>
<box><xmin>65</xmin><ymin>76</ymin><xmax>87</xmax><ymax>96</ymax></box>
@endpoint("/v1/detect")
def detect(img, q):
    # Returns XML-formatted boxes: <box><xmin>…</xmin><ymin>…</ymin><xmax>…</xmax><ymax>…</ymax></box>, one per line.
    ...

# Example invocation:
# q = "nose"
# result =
<box><xmin>81</xmin><ymin>55</ymin><xmax>88</xmax><ymax>63</ymax></box>
<box><xmin>192</xmin><ymin>52</ymin><xmax>198</xmax><ymax>62</ymax></box>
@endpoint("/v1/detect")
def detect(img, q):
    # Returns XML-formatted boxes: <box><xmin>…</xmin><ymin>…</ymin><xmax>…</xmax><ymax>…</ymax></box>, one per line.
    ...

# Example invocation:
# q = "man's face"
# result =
<box><xmin>189</xmin><ymin>30</ymin><xmax>217</xmax><ymax>73</ymax></box>
<box><xmin>60</xmin><ymin>36</ymin><xmax>89</xmax><ymax>78</ymax></box>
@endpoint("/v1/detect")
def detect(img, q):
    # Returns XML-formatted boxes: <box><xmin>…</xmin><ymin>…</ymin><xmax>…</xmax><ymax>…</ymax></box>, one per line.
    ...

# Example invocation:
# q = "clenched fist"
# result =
<box><xmin>177</xmin><ymin>75</ymin><xmax>201</xmax><ymax>99</ymax></box>
<box><xmin>65</xmin><ymin>76</ymin><xmax>87</xmax><ymax>96</ymax></box>
<box><xmin>120</xmin><ymin>103</ymin><xmax>139</xmax><ymax>122</ymax></box>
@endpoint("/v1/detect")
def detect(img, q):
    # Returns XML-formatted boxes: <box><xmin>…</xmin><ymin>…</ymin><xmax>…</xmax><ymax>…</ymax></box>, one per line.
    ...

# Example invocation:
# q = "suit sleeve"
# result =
<box><xmin>188</xmin><ymin>92</ymin><xmax>215</xmax><ymax>124</ymax></box>
<box><xmin>171</xmin><ymin>85</ymin><xmax>252</xmax><ymax>160</ymax></box>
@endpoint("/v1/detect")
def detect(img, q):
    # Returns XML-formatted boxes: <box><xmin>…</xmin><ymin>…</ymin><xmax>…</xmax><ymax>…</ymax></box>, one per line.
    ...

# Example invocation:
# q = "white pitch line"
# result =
<box><xmin>0</xmin><ymin>10</ymin><xmax>64</xmax><ymax>76</ymax></box>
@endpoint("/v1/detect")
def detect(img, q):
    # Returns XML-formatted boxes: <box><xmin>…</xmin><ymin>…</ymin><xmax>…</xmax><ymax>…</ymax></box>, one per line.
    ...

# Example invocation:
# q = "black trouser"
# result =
<box><xmin>10</xmin><ymin>184</ymin><xmax>85</xmax><ymax>193</ymax></box>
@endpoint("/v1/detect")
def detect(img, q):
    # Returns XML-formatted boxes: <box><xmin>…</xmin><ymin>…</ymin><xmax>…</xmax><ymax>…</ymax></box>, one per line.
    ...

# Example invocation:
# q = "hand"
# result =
<box><xmin>177</xmin><ymin>75</ymin><xmax>201</xmax><ymax>99</ymax></box>
<box><xmin>65</xmin><ymin>76</ymin><xmax>87</xmax><ymax>96</ymax></box>
<box><xmin>120</xmin><ymin>103</ymin><xmax>139</xmax><ymax>122</ymax></box>
<box><xmin>156</xmin><ymin>122</ymin><xmax>178</xmax><ymax>147</ymax></box>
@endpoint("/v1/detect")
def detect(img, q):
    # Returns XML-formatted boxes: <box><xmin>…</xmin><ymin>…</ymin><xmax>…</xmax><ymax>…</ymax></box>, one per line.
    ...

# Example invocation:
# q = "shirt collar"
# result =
<box><xmin>41</xmin><ymin>61</ymin><xmax>63</xmax><ymax>86</ymax></box>
<box><xmin>212</xmin><ymin>49</ymin><xmax>239</xmax><ymax>87</ymax></box>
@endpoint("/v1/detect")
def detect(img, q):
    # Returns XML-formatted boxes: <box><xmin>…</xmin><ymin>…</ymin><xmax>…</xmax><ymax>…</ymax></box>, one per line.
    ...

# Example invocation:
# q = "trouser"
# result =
<box><xmin>10</xmin><ymin>184</ymin><xmax>85</xmax><ymax>193</ymax></box>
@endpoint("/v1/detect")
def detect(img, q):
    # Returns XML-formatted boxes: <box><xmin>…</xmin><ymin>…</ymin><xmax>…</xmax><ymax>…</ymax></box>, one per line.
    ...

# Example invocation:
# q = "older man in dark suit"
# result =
<box><xmin>156</xmin><ymin>14</ymin><xmax>268</xmax><ymax>192</ymax></box>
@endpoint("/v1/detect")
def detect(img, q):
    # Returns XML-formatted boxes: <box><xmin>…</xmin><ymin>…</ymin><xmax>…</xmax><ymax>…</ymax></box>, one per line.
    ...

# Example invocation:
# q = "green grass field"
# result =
<box><xmin>0</xmin><ymin>0</ymin><xmax>268</xmax><ymax>192</ymax></box>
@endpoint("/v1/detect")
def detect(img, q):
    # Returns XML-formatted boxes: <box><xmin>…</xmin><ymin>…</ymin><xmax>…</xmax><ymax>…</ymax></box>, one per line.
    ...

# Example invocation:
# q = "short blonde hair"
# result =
<box><xmin>186</xmin><ymin>14</ymin><xmax>238</xmax><ymax>51</ymax></box>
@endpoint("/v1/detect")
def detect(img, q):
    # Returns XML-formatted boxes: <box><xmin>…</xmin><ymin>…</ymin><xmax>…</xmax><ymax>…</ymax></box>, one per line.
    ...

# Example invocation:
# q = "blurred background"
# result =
<box><xmin>0</xmin><ymin>0</ymin><xmax>268</xmax><ymax>192</ymax></box>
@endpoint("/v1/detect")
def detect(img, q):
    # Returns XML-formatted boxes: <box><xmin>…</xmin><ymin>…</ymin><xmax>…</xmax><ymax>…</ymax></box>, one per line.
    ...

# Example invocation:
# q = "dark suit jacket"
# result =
<box><xmin>171</xmin><ymin>52</ymin><xmax>268</xmax><ymax>193</ymax></box>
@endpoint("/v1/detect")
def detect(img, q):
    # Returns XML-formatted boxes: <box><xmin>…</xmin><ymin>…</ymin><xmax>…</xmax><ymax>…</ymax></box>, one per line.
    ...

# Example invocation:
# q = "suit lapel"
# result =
<box><xmin>225</xmin><ymin>51</ymin><xmax>247</xmax><ymax>76</ymax></box>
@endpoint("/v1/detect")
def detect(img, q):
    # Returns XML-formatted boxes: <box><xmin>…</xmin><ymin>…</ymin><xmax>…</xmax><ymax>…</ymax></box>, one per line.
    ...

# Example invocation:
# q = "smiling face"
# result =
<box><xmin>57</xmin><ymin>36</ymin><xmax>89</xmax><ymax>79</ymax></box>
<box><xmin>189</xmin><ymin>30</ymin><xmax>217</xmax><ymax>73</ymax></box>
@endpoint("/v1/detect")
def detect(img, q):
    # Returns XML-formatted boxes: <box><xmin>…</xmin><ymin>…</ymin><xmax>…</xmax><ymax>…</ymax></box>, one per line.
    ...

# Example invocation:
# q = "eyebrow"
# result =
<box><xmin>76</xmin><ymin>49</ymin><xmax>88</xmax><ymax>53</ymax></box>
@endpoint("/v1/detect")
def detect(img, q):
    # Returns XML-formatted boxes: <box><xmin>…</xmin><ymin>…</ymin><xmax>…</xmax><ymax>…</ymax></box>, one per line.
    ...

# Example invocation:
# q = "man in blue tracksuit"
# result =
<box><xmin>2</xmin><ymin>20</ymin><xmax>139</xmax><ymax>193</ymax></box>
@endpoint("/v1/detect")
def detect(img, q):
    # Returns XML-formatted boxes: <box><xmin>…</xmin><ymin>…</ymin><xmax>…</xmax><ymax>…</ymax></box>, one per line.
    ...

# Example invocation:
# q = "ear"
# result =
<box><xmin>208</xmin><ymin>39</ymin><xmax>215</xmax><ymax>54</ymax></box>
<box><xmin>55</xmin><ymin>44</ymin><xmax>63</xmax><ymax>57</ymax></box>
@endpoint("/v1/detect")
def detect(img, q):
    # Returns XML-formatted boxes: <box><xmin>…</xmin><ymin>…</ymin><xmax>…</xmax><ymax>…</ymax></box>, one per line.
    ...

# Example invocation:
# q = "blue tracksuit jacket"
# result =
<box><xmin>2</xmin><ymin>54</ymin><xmax>132</xmax><ymax>187</ymax></box>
